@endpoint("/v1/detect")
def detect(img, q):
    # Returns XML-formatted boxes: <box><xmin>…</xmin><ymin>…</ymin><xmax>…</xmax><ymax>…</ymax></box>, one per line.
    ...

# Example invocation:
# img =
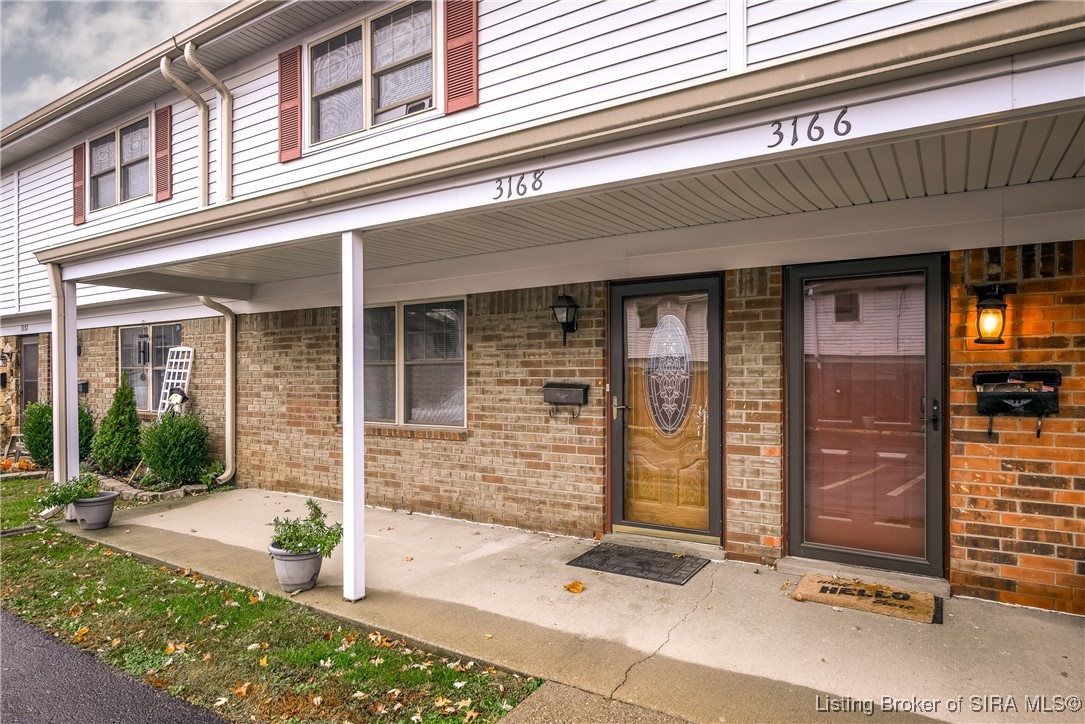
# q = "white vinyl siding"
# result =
<box><xmin>0</xmin><ymin>174</ymin><xmax>15</xmax><ymax>315</ymax></box>
<box><xmin>3</xmin><ymin>0</ymin><xmax>1020</xmax><ymax>316</ymax></box>
<box><xmin>747</xmin><ymin>0</ymin><xmax>998</xmax><ymax>67</ymax></box>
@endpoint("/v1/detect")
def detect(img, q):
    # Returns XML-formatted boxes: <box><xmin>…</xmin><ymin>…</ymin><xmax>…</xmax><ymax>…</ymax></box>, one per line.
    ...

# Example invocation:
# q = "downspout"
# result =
<box><xmin>198</xmin><ymin>296</ymin><xmax>236</xmax><ymax>484</ymax></box>
<box><xmin>159</xmin><ymin>56</ymin><xmax>209</xmax><ymax>207</ymax></box>
<box><xmin>184</xmin><ymin>42</ymin><xmax>233</xmax><ymax>202</ymax></box>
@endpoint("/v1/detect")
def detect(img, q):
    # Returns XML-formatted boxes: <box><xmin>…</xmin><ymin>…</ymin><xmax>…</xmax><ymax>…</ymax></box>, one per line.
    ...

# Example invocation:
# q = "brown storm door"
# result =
<box><xmin>787</xmin><ymin>255</ymin><xmax>944</xmax><ymax>577</ymax></box>
<box><xmin>610</xmin><ymin>277</ymin><xmax>722</xmax><ymax>540</ymax></box>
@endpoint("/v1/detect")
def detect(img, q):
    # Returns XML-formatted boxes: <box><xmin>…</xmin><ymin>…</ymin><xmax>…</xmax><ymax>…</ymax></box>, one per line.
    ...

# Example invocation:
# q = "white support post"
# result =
<box><xmin>47</xmin><ymin>264</ymin><xmax>79</xmax><ymax>484</ymax></box>
<box><xmin>341</xmin><ymin>230</ymin><xmax>366</xmax><ymax>601</ymax></box>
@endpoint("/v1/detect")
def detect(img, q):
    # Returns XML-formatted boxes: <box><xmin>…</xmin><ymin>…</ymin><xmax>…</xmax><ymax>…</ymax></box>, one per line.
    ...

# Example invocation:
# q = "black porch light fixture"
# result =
<box><xmin>974</xmin><ymin>284</ymin><xmax>1008</xmax><ymax>345</ymax></box>
<box><xmin>550</xmin><ymin>293</ymin><xmax>579</xmax><ymax>346</ymax></box>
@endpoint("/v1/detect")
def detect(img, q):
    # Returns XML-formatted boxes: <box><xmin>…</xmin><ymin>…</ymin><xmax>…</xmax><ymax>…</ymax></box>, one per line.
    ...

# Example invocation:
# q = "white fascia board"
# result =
<box><xmin>58</xmin><ymin>49</ymin><xmax>1084</xmax><ymax>284</ymax></box>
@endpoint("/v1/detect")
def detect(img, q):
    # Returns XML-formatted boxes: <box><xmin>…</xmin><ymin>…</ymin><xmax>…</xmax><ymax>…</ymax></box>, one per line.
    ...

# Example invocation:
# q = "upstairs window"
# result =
<box><xmin>309</xmin><ymin>1</ymin><xmax>433</xmax><ymax>144</ymax></box>
<box><xmin>90</xmin><ymin>118</ymin><xmax>150</xmax><ymax>210</ymax></box>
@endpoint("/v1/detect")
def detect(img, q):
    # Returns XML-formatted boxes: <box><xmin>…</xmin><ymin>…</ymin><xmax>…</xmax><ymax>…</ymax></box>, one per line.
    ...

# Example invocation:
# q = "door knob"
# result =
<box><xmin>611</xmin><ymin>396</ymin><xmax>629</xmax><ymax>420</ymax></box>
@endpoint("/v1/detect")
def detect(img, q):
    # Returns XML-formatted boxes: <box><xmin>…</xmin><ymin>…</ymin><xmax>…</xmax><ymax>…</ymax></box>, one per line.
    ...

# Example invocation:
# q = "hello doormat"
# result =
<box><xmin>791</xmin><ymin>574</ymin><xmax>942</xmax><ymax>624</ymax></box>
<box><xmin>567</xmin><ymin>544</ymin><xmax>709</xmax><ymax>585</ymax></box>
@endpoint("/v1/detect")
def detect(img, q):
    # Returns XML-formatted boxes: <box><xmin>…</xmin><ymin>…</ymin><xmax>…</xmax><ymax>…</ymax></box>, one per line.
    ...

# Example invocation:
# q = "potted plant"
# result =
<box><xmin>36</xmin><ymin>473</ymin><xmax>119</xmax><ymax>530</ymax></box>
<box><xmin>268</xmin><ymin>498</ymin><xmax>343</xmax><ymax>592</ymax></box>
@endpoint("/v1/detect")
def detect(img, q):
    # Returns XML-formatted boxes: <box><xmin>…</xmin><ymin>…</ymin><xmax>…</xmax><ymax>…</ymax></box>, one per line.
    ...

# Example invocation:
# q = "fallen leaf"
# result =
<box><xmin>456</xmin><ymin>698</ymin><xmax>472</xmax><ymax>709</ymax></box>
<box><xmin>72</xmin><ymin>625</ymin><xmax>89</xmax><ymax>643</ymax></box>
<box><xmin>464</xmin><ymin>710</ymin><xmax>479</xmax><ymax>723</ymax></box>
<box><xmin>453</xmin><ymin>681</ymin><xmax>467</xmax><ymax>689</ymax></box>
<box><xmin>483</xmin><ymin>634</ymin><xmax>493</xmax><ymax>639</ymax></box>
<box><xmin>213</xmin><ymin>697</ymin><xmax>228</xmax><ymax>708</ymax></box>
<box><xmin>203</xmin><ymin>652</ymin><xmax>212</xmax><ymax>661</ymax></box>
<box><xmin>351</xmin><ymin>691</ymin><xmax>369</xmax><ymax>700</ymax></box>
<box><xmin>233</xmin><ymin>682</ymin><xmax>250</xmax><ymax>697</ymax></box>
<box><xmin>68</xmin><ymin>603</ymin><xmax>84</xmax><ymax>618</ymax></box>
<box><xmin>110</xmin><ymin>638</ymin><xmax>121</xmax><ymax>649</ymax></box>
<box><xmin>434</xmin><ymin>696</ymin><xmax>453</xmax><ymax>708</ymax></box>
<box><xmin>103</xmin><ymin>549</ymin><xmax>114</xmax><ymax>556</ymax></box>
<box><xmin>564</xmin><ymin>581</ymin><xmax>585</xmax><ymax>594</ymax></box>
<box><xmin>780</xmin><ymin>581</ymin><xmax>790</xmax><ymax>591</ymax></box>
<box><xmin>369</xmin><ymin>657</ymin><xmax>384</xmax><ymax>666</ymax></box>
<box><xmin>258</xmin><ymin>656</ymin><xmax>268</xmax><ymax>667</ymax></box>
<box><xmin>165</xmin><ymin>642</ymin><xmax>176</xmax><ymax>654</ymax></box>
<box><xmin>312</xmin><ymin>695</ymin><xmax>322</xmax><ymax>706</ymax></box>
<box><xmin>387</xmin><ymin>688</ymin><xmax>401</xmax><ymax>698</ymax></box>
<box><xmin>246</xmin><ymin>643</ymin><xmax>262</xmax><ymax>651</ymax></box>
<box><xmin>672</xmin><ymin>553</ymin><xmax>686</xmax><ymax>559</ymax></box>
<box><xmin>248</xmin><ymin>594</ymin><xmax>261</xmax><ymax>605</ymax></box>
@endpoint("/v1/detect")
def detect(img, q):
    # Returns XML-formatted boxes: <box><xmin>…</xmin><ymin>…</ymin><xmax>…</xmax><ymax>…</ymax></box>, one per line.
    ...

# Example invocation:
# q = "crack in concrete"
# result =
<box><xmin>608</xmin><ymin>563</ymin><xmax>719</xmax><ymax>699</ymax></box>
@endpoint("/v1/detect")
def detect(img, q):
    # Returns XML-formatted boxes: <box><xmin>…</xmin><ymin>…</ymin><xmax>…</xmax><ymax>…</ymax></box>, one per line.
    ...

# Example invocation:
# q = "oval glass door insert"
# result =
<box><xmin>646</xmin><ymin>314</ymin><xmax>692</xmax><ymax>435</ymax></box>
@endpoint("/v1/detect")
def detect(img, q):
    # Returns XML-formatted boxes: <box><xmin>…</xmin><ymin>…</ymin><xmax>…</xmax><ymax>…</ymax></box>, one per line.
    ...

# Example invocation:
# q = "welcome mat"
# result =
<box><xmin>567</xmin><ymin>543</ymin><xmax>709</xmax><ymax>585</ymax></box>
<box><xmin>791</xmin><ymin>574</ymin><xmax>942</xmax><ymax>624</ymax></box>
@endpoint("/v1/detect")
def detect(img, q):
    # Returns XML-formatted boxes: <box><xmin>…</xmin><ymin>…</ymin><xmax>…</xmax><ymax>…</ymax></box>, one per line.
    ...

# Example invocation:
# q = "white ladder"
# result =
<box><xmin>157</xmin><ymin>346</ymin><xmax>194</xmax><ymax>419</ymax></box>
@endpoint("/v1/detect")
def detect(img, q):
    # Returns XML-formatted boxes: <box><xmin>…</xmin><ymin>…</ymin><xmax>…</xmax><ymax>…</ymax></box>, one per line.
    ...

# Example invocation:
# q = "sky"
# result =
<box><xmin>1</xmin><ymin>0</ymin><xmax>231</xmax><ymax>127</ymax></box>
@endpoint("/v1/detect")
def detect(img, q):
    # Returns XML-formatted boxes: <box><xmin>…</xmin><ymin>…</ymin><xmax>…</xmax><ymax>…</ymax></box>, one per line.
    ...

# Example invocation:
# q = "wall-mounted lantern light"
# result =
<box><xmin>974</xmin><ymin>284</ymin><xmax>1009</xmax><ymax>345</ymax></box>
<box><xmin>550</xmin><ymin>293</ymin><xmax>579</xmax><ymax>346</ymax></box>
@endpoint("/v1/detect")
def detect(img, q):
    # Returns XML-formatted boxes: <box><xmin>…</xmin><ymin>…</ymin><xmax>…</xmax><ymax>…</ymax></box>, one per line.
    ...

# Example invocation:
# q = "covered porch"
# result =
<box><xmin>38</xmin><ymin>40</ymin><xmax>1085</xmax><ymax>601</ymax></box>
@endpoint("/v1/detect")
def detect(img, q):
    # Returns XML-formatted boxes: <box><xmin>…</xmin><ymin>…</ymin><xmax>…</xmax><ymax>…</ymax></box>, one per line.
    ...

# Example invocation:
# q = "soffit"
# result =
<box><xmin>130</xmin><ymin>108</ymin><xmax>1084</xmax><ymax>289</ymax></box>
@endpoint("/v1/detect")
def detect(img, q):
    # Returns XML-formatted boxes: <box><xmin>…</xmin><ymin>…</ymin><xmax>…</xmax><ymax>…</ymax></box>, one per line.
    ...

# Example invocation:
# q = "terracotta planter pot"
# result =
<box><xmin>73</xmin><ymin>491</ymin><xmax>119</xmax><ymax>530</ymax></box>
<box><xmin>268</xmin><ymin>544</ymin><xmax>323</xmax><ymax>592</ymax></box>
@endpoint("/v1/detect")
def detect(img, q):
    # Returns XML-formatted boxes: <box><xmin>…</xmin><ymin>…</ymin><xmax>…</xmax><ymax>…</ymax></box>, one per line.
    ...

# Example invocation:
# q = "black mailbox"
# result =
<box><xmin>972</xmin><ymin>369</ymin><xmax>1060</xmax><ymax>439</ymax></box>
<box><xmin>543</xmin><ymin>382</ymin><xmax>589</xmax><ymax>417</ymax></box>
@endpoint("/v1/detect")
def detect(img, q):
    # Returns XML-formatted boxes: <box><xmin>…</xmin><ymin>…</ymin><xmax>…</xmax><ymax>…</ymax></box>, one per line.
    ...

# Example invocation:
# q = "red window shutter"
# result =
<box><xmin>444</xmin><ymin>0</ymin><xmax>478</xmax><ymax>113</ymax></box>
<box><xmin>154</xmin><ymin>106</ymin><xmax>173</xmax><ymax>202</ymax></box>
<box><xmin>72</xmin><ymin>144</ymin><xmax>86</xmax><ymax>225</ymax></box>
<box><xmin>278</xmin><ymin>45</ymin><xmax>303</xmax><ymax>163</ymax></box>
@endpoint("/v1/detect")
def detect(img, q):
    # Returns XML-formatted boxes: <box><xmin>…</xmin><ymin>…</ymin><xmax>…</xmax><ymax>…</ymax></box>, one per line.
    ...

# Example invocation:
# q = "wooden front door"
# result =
<box><xmin>610</xmin><ymin>277</ymin><xmax>722</xmax><ymax>539</ymax></box>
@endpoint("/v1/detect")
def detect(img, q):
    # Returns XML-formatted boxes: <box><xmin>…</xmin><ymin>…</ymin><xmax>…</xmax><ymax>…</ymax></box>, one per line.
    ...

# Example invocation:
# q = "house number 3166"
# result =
<box><xmin>493</xmin><ymin>170</ymin><xmax>544</xmax><ymax>200</ymax></box>
<box><xmin>768</xmin><ymin>107</ymin><xmax>852</xmax><ymax>148</ymax></box>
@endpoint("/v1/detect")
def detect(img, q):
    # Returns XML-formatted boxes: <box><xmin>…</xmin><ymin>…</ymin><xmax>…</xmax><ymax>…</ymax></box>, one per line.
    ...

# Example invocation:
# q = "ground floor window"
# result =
<box><xmin>119</xmin><ymin>323</ymin><xmax>182</xmax><ymax>410</ymax></box>
<box><xmin>364</xmin><ymin>298</ymin><xmax>465</xmax><ymax>426</ymax></box>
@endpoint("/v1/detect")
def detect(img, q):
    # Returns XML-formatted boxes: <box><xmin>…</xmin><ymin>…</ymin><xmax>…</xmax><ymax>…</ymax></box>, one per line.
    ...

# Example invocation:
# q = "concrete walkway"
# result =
<box><xmin>62</xmin><ymin>489</ymin><xmax>1084</xmax><ymax>723</ymax></box>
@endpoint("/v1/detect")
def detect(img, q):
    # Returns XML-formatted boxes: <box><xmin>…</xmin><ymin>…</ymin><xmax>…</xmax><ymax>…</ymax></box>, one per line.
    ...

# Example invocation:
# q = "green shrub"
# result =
<box><xmin>78</xmin><ymin>404</ymin><xmax>95</xmax><ymax>461</ymax></box>
<box><xmin>92</xmin><ymin>377</ymin><xmax>142</xmax><ymax>474</ymax></box>
<box><xmin>140</xmin><ymin>412</ymin><xmax>210</xmax><ymax>487</ymax></box>
<box><xmin>22</xmin><ymin>402</ymin><xmax>53</xmax><ymax>468</ymax></box>
<box><xmin>20</xmin><ymin>403</ymin><xmax>95</xmax><ymax>468</ymax></box>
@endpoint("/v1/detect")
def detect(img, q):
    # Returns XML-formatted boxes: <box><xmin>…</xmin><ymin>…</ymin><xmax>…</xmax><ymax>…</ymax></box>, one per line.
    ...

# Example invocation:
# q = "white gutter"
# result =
<box><xmin>198</xmin><ymin>296</ymin><xmax>236</xmax><ymax>485</ymax></box>
<box><xmin>159</xmin><ymin>57</ymin><xmax>209</xmax><ymax>207</ymax></box>
<box><xmin>184</xmin><ymin>42</ymin><xmax>233</xmax><ymax>202</ymax></box>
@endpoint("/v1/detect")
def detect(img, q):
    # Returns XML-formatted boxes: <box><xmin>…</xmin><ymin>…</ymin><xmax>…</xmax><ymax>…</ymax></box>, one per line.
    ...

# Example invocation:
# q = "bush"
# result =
<box><xmin>140</xmin><ymin>412</ymin><xmax>210</xmax><ymax>487</ymax></box>
<box><xmin>92</xmin><ymin>377</ymin><xmax>142</xmax><ymax>474</ymax></box>
<box><xmin>21</xmin><ymin>403</ymin><xmax>95</xmax><ymax>467</ymax></box>
<box><xmin>22</xmin><ymin>403</ymin><xmax>53</xmax><ymax>468</ymax></box>
<box><xmin>78</xmin><ymin>404</ymin><xmax>95</xmax><ymax>461</ymax></box>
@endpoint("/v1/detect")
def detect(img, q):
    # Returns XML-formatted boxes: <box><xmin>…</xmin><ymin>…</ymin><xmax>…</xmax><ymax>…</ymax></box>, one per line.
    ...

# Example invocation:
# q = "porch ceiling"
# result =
<box><xmin>116</xmin><ymin>107</ymin><xmax>1084</xmax><ymax>295</ymax></box>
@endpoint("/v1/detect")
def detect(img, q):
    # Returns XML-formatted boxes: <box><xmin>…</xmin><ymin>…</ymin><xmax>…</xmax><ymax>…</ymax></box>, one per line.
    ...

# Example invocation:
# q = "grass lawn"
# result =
<box><xmin>0</xmin><ymin>479</ymin><xmax>539</xmax><ymax>723</ymax></box>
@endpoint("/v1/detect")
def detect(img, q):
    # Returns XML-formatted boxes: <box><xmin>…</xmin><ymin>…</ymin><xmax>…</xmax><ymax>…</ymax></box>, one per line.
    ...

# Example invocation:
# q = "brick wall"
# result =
<box><xmin>948</xmin><ymin>240</ymin><xmax>1084</xmax><ymax>614</ymax></box>
<box><xmin>37</xmin><ymin>321</ymin><xmax>227</xmax><ymax>464</ymax></box>
<box><xmin>724</xmin><ymin>268</ymin><xmax>785</xmax><ymax>563</ymax></box>
<box><xmin>236</xmin><ymin>308</ymin><xmax>343</xmax><ymax>500</ymax></box>
<box><xmin>364</xmin><ymin>283</ymin><xmax>606</xmax><ymax>538</ymax></box>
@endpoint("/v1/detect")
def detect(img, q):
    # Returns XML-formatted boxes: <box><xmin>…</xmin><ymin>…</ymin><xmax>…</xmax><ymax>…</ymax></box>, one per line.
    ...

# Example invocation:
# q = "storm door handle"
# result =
<box><xmin>919</xmin><ymin>396</ymin><xmax>940</xmax><ymax>432</ymax></box>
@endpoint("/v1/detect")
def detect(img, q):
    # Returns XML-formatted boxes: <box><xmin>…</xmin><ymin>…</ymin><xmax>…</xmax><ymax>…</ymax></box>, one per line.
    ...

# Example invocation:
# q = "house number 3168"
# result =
<box><xmin>493</xmin><ymin>170</ymin><xmax>544</xmax><ymax>200</ymax></box>
<box><xmin>768</xmin><ymin>107</ymin><xmax>852</xmax><ymax>148</ymax></box>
